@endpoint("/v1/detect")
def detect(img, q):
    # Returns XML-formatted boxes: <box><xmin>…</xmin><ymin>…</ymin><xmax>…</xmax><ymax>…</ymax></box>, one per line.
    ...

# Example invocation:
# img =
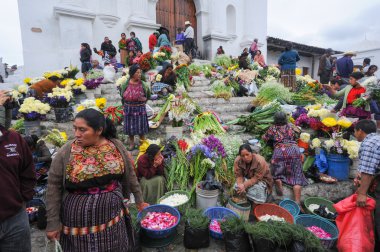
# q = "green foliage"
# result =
<box><xmin>220</xmin><ymin>217</ymin><xmax>246</xmax><ymax>234</ymax></box>
<box><xmin>214</xmin><ymin>55</ymin><xmax>233</xmax><ymax>68</ymax></box>
<box><xmin>185</xmin><ymin>209</ymin><xmax>210</xmax><ymax>229</ymax></box>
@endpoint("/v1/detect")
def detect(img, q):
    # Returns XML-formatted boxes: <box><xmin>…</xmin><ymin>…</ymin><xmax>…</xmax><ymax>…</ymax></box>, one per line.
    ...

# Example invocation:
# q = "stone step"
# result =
<box><xmin>219</xmin><ymin>111</ymin><xmax>251</xmax><ymax>122</ymax></box>
<box><xmin>187</xmin><ymin>91</ymin><xmax>214</xmax><ymax>99</ymax></box>
<box><xmin>197</xmin><ymin>96</ymin><xmax>253</xmax><ymax>106</ymax></box>
<box><xmin>189</xmin><ymin>85</ymin><xmax>211</xmax><ymax>92</ymax></box>
<box><xmin>192</xmin><ymin>80</ymin><xmax>211</xmax><ymax>87</ymax></box>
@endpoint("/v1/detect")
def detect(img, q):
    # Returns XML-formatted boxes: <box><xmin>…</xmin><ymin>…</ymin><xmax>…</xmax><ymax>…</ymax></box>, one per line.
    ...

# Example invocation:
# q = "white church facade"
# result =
<box><xmin>18</xmin><ymin>0</ymin><xmax>267</xmax><ymax>77</ymax></box>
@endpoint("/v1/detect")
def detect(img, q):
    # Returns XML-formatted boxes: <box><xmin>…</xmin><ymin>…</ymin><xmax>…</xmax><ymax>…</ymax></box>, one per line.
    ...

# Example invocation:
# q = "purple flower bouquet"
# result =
<box><xmin>84</xmin><ymin>77</ymin><xmax>103</xmax><ymax>90</ymax></box>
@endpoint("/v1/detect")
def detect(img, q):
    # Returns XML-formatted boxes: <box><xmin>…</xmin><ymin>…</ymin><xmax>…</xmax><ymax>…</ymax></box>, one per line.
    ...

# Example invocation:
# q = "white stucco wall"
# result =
<box><xmin>18</xmin><ymin>0</ymin><xmax>268</xmax><ymax>76</ymax></box>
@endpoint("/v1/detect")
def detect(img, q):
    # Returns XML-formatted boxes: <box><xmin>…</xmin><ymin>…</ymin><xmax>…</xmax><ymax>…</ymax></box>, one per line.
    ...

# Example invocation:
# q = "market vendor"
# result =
<box><xmin>262</xmin><ymin>111</ymin><xmax>308</xmax><ymax>207</ymax></box>
<box><xmin>238</xmin><ymin>48</ymin><xmax>250</xmax><ymax>70</ymax></box>
<box><xmin>325</xmin><ymin>72</ymin><xmax>371</xmax><ymax>119</ymax></box>
<box><xmin>137</xmin><ymin>144</ymin><xmax>166</xmax><ymax>204</ymax></box>
<box><xmin>233</xmin><ymin>144</ymin><xmax>273</xmax><ymax>204</ymax></box>
<box><xmin>152</xmin><ymin>64</ymin><xmax>177</xmax><ymax>96</ymax></box>
<box><xmin>24</xmin><ymin>134</ymin><xmax>52</xmax><ymax>169</ymax></box>
<box><xmin>28</xmin><ymin>76</ymin><xmax>62</xmax><ymax>99</ymax></box>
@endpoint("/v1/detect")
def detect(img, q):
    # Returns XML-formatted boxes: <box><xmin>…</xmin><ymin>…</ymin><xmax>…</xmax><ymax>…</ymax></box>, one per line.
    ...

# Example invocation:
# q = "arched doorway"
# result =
<box><xmin>156</xmin><ymin>0</ymin><xmax>197</xmax><ymax>43</ymax></box>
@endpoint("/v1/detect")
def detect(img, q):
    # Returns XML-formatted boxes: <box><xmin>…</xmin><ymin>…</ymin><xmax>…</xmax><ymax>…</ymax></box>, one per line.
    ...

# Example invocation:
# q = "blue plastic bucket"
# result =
<box><xmin>327</xmin><ymin>154</ymin><xmax>350</xmax><ymax>181</ymax></box>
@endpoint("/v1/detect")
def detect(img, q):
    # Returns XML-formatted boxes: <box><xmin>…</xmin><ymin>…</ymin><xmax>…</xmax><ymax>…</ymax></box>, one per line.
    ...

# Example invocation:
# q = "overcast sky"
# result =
<box><xmin>1</xmin><ymin>0</ymin><xmax>380</xmax><ymax>65</ymax></box>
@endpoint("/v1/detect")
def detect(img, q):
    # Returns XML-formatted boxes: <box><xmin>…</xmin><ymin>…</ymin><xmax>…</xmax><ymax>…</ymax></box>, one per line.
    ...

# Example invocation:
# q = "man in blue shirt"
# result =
<box><xmin>336</xmin><ymin>51</ymin><xmax>356</xmax><ymax>83</ymax></box>
<box><xmin>354</xmin><ymin>120</ymin><xmax>380</xmax><ymax>242</ymax></box>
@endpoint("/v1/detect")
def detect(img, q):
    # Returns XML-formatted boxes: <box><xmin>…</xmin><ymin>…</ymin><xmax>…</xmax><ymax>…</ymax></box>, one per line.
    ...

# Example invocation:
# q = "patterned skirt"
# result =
<box><xmin>123</xmin><ymin>102</ymin><xmax>149</xmax><ymax>136</ymax></box>
<box><xmin>271</xmin><ymin>143</ymin><xmax>308</xmax><ymax>186</ymax></box>
<box><xmin>281</xmin><ymin>69</ymin><xmax>296</xmax><ymax>91</ymax></box>
<box><xmin>60</xmin><ymin>186</ymin><xmax>136</xmax><ymax>252</ymax></box>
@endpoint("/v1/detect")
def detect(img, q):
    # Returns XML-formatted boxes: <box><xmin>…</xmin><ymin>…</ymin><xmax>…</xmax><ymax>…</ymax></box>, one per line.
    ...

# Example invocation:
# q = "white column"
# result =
<box><xmin>131</xmin><ymin>0</ymin><xmax>149</xmax><ymax>18</ymax></box>
<box><xmin>209</xmin><ymin>0</ymin><xmax>223</xmax><ymax>34</ymax></box>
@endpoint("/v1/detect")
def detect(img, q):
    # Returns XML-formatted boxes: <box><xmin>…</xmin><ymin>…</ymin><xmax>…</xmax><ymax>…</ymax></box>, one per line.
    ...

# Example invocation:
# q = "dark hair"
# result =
<box><xmin>363</xmin><ymin>58</ymin><xmax>371</xmax><ymax>65</ymax></box>
<box><xmin>129</xmin><ymin>64</ymin><xmax>141</xmax><ymax>77</ymax></box>
<box><xmin>256</xmin><ymin>50</ymin><xmax>262</xmax><ymax>55</ymax></box>
<box><xmin>274</xmin><ymin>111</ymin><xmax>288</xmax><ymax>126</ymax></box>
<box><xmin>239</xmin><ymin>144</ymin><xmax>252</xmax><ymax>155</ymax></box>
<box><xmin>350</xmin><ymin>71</ymin><xmax>364</xmax><ymax>80</ymax></box>
<box><xmin>24</xmin><ymin>134</ymin><xmax>39</xmax><ymax>148</ymax></box>
<box><xmin>368</xmin><ymin>65</ymin><xmax>378</xmax><ymax>71</ymax></box>
<box><xmin>81</xmin><ymin>43</ymin><xmax>92</xmax><ymax>55</ymax></box>
<box><xmin>355</xmin><ymin>119</ymin><xmax>376</xmax><ymax>134</ymax></box>
<box><xmin>177</xmin><ymin>27</ymin><xmax>182</xmax><ymax>32</ymax></box>
<box><xmin>75</xmin><ymin>108</ymin><xmax>117</xmax><ymax>139</ymax></box>
<box><xmin>121</xmin><ymin>33</ymin><xmax>126</xmax><ymax>36</ymax></box>
<box><xmin>48</xmin><ymin>76</ymin><xmax>60</xmax><ymax>82</ymax></box>
<box><xmin>285</xmin><ymin>42</ymin><xmax>293</xmax><ymax>51</ymax></box>
<box><xmin>146</xmin><ymin>144</ymin><xmax>161</xmax><ymax>162</ymax></box>
<box><xmin>130</xmin><ymin>32</ymin><xmax>136</xmax><ymax>37</ymax></box>
<box><xmin>330</xmin><ymin>77</ymin><xmax>343</xmax><ymax>86</ymax></box>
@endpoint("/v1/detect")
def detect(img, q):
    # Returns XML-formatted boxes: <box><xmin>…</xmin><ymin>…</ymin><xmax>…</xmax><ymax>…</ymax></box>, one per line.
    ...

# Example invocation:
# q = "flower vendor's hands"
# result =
<box><xmin>353</xmin><ymin>173</ymin><xmax>361</xmax><ymax>187</ymax></box>
<box><xmin>153</xmin><ymin>154</ymin><xmax>164</xmax><ymax>167</ymax></box>
<box><xmin>236</xmin><ymin>183</ymin><xmax>245</xmax><ymax>194</ymax></box>
<box><xmin>0</xmin><ymin>90</ymin><xmax>11</xmax><ymax>106</ymax></box>
<box><xmin>356</xmin><ymin>193</ymin><xmax>367</xmax><ymax>207</ymax></box>
<box><xmin>137</xmin><ymin>202</ymin><xmax>149</xmax><ymax>212</ymax></box>
<box><xmin>46</xmin><ymin>230</ymin><xmax>60</xmax><ymax>241</ymax></box>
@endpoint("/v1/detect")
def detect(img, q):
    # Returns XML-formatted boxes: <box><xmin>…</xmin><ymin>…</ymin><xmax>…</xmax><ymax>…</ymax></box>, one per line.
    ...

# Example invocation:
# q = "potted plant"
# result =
<box><xmin>19</xmin><ymin>97</ymin><xmax>51</xmax><ymax>136</ymax></box>
<box><xmin>220</xmin><ymin>217</ymin><xmax>251</xmax><ymax>251</ymax></box>
<box><xmin>183</xmin><ymin>208</ymin><xmax>210</xmax><ymax>250</ymax></box>
<box><xmin>46</xmin><ymin>87</ymin><xmax>73</xmax><ymax>123</ymax></box>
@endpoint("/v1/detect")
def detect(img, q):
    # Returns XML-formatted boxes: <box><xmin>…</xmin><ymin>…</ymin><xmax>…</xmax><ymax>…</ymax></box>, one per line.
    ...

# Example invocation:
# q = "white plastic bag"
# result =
<box><xmin>45</xmin><ymin>239</ymin><xmax>63</xmax><ymax>252</ymax></box>
<box><xmin>103</xmin><ymin>65</ymin><xmax>116</xmax><ymax>83</ymax></box>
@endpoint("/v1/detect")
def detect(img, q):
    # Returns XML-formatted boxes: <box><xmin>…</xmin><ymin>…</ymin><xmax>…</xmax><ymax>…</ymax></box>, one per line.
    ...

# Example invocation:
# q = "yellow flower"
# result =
<box><xmin>60</xmin><ymin>131</ymin><xmax>68</xmax><ymax>141</ymax></box>
<box><xmin>289</xmin><ymin>117</ymin><xmax>295</xmax><ymax>124</ymax></box>
<box><xmin>17</xmin><ymin>85</ymin><xmax>28</xmax><ymax>94</ymax></box>
<box><xmin>295</xmin><ymin>68</ymin><xmax>302</xmax><ymax>75</ymax></box>
<box><xmin>156</xmin><ymin>74</ymin><xmax>162</xmax><ymax>82</ymax></box>
<box><xmin>311</xmin><ymin>138</ymin><xmax>321</xmax><ymax>149</ymax></box>
<box><xmin>337</xmin><ymin>117</ymin><xmax>352</xmax><ymax>128</ymax></box>
<box><xmin>95</xmin><ymin>97</ymin><xmax>107</xmax><ymax>110</ymax></box>
<box><xmin>76</xmin><ymin>105</ymin><xmax>85</xmax><ymax>112</ymax></box>
<box><xmin>75</xmin><ymin>78</ymin><xmax>84</xmax><ymax>86</ymax></box>
<box><xmin>60</xmin><ymin>79</ymin><xmax>72</xmax><ymax>86</ymax></box>
<box><xmin>322</xmin><ymin>117</ymin><xmax>337</xmax><ymax>127</ymax></box>
<box><xmin>23</xmin><ymin>77</ymin><xmax>31</xmax><ymax>84</ymax></box>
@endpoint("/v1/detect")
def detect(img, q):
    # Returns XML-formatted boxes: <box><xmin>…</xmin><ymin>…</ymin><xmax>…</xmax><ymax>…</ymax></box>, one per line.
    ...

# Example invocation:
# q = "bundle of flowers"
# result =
<box><xmin>40</xmin><ymin>129</ymin><xmax>68</xmax><ymax>147</ymax></box>
<box><xmin>115</xmin><ymin>75</ymin><xmax>129</xmax><ymax>87</ymax></box>
<box><xmin>292</xmin><ymin>106</ymin><xmax>308</xmax><ymax>120</ymax></box>
<box><xmin>46</xmin><ymin>87</ymin><xmax>73</xmax><ymax>108</ymax></box>
<box><xmin>17</xmin><ymin>85</ymin><xmax>28</xmax><ymax>95</ymax></box>
<box><xmin>168</xmin><ymin>98</ymin><xmax>196</xmax><ymax>127</ymax></box>
<box><xmin>95</xmin><ymin>97</ymin><xmax>107</xmax><ymax>110</ymax></box>
<box><xmin>87</xmin><ymin>69</ymin><xmax>104</xmax><ymax>80</ymax></box>
<box><xmin>267</xmin><ymin>65</ymin><xmax>281</xmax><ymax>78</ymax></box>
<box><xmin>71</xmin><ymin>78</ymin><xmax>86</xmax><ymax>95</ymax></box>
<box><xmin>175</xmin><ymin>64</ymin><xmax>191</xmax><ymax>90</ymax></box>
<box><xmin>300</xmin><ymin>133</ymin><xmax>311</xmax><ymax>143</ymax></box>
<box><xmin>24</xmin><ymin>77</ymin><xmax>46</xmax><ymax>86</ymax></box>
<box><xmin>211</xmin><ymin>80</ymin><xmax>233</xmax><ymax>100</ymax></box>
<box><xmin>295</xmin><ymin>113</ymin><xmax>322</xmax><ymax>131</ymax></box>
<box><xmin>159</xmin><ymin>46</ymin><xmax>172</xmax><ymax>59</ymax></box>
<box><xmin>11</xmin><ymin>90</ymin><xmax>23</xmax><ymax>101</ymax></box>
<box><xmin>60</xmin><ymin>78</ymin><xmax>75</xmax><ymax>88</ymax></box>
<box><xmin>153</xmin><ymin>51</ymin><xmax>166</xmax><ymax>62</ymax></box>
<box><xmin>202</xmin><ymin>135</ymin><xmax>227</xmax><ymax>158</ymax></box>
<box><xmin>83</xmin><ymin>77</ymin><xmax>102</xmax><ymax>89</ymax></box>
<box><xmin>104</xmin><ymin>105</ymin><xmax>124</xmax><ymax>125</ymax></box>
<box><xmin>76</xmin><ymin>99</ymin><xmax>99</xmax><ymax>113</ymax></box>
<box><xmin>64</xmin><ymin>65</ymin><xmax>80</xmax><ymax>79</ymax></box>
<box><xmin>353</xmin><ymin>77</ymin><xmax>380</xmax><ymax>107</ymax></box>
<box><xmin>43</xmin><ymin>70</ymin><xmax>65</xmax><ymax>79</ymax></box>
<box><xmin>139</xmin><ymin>52</ymin><xmax>156</xmax><ymax>72</ymax></box>
<box><xmin>19</xmin><ymin>97</ymin><xmax>51</xmax><ymax>121</ymax></box>
<box><xmin>319</xmin><ymin>134</ymin><xmax>360</xmax><ymax>159</ymax></box>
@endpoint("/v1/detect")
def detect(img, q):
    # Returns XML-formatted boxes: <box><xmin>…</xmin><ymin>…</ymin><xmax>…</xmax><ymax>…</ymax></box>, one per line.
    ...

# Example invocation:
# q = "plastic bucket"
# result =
<box><xmin>24</xmin><ymin>120</ymin><xmax>41</xmax><ymax>136</ymax></box>
<box><xmin>327</xmin><ymin>154</ymin><xmax>350</xmax><ymax>181</ymax></box>
<box><xmin>196</xmin><ymin>183</ymin><xmax>219</xmax><ymax>210</ymax></box>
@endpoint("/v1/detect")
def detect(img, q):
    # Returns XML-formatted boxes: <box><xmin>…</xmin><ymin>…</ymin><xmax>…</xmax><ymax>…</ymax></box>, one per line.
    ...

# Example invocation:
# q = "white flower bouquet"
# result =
<box><xmin>19</xmin><ymin>97</ymin><xmax>51</xmax><ymax>121</ymax></box>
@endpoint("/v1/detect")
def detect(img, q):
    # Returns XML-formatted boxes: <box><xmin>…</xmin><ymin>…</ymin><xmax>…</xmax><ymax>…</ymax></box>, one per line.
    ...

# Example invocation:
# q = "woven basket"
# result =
<box><xmin>137</xmin><ymin>204</ymin><xmax>180</xmax><ymax>239</ymax></box>
<box><xmin>203</xmin><ymin>207</ymin><xmax>238</xmax><ymax>240</ymax></box>
<box><xmin>226</xmin><ymin>198</ymin><xmax>251</xmax><ymax>221</ymax></box>
<box><xmin>279</xmin><ymin>199</ymin><xmax>300</xmax><ymax>218</ymax></box>
<box><xmin>254</xmin><ymin>203</ymin><xmax>294</xmax><ymax>224</ymax></box>
<box><xmin>158</xmin><ymin>190</ymin><xmax>190</xmax><ymax>214</ymax></box>
<box><xmin>295</xmin><ymin>214</ymin><xmax>339</xmax><ymax>249</ymax></box>
<box><xmin>304</xmin><ymin>197</ymin><xmax>336</xmax><ymax>222</ymax></box>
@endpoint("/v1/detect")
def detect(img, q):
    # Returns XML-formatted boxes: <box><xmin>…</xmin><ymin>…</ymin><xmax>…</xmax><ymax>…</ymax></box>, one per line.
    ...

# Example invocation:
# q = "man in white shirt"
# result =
<box><xmin>184</xmin><ymin>21</ymin><xmax>195</xmax><ymax>58</ymax></box>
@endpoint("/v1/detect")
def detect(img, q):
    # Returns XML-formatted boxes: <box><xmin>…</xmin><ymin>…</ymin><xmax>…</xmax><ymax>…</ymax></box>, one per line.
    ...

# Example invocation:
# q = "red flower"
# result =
<box><xmin>178</xmin><ymin>139</ymin><xmax>188</xmax><ymax>152</ymax></box>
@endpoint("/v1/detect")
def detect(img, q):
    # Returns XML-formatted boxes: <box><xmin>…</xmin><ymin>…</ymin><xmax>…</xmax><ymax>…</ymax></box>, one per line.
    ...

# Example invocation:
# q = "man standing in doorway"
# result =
<box><xmin>184</xmin><ymin>21</ymin><xmax>195</xmax><ymax>58</ymax></box>
<box><xmin>318</xmin><ymin>48</ymin><xmax>335</xmax><ymax>84</ymax></box>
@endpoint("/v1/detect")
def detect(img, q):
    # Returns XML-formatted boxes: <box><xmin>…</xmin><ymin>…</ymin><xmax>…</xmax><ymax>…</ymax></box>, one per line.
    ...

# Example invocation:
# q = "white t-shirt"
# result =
<box><xmin>184</xmin><ymin>26</ymin><xmax>194</xmax><ymax>39</ymax></box>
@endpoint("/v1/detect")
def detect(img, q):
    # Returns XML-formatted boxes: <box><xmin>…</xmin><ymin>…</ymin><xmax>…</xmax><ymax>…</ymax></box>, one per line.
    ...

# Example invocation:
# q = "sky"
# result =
<box><xmin>0</xmin><ymin>0</ymin><xmax>379</xmax><ymax>66</ymax></box>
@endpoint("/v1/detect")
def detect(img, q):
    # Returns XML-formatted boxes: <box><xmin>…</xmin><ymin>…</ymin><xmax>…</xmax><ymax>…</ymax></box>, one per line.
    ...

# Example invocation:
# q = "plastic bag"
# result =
<box><xmin>103</xmin><ymin>65</ymin><xmax>116</xmax><ymax>83</ymax></box>
<box><xmin>315</xmin><ymin>149</ymin><xmax>328</xmax><ymax>173</ymax></box>
<box><xmin>183</xmin><ymin>221</ymin><xmax>210</xmax><ymax>249</ymax></box>
<box><xmin>334</xmin><ymin>194</ymin><xmax>376</xmax><ymax>252</ymax></box>
<box><xmin>200</xmin><ymin>169</ymin><xmax>223</xmax><ymax>191</ymax></box>
<box><xmin>45</xmin><ymin>239</ymin><xmax>63</xmax><ymax>252</ymax></box>
<box><xmin>224</xmin><ymin>230</ymin><xmax>251</xmax><ymax>252</ymax></box>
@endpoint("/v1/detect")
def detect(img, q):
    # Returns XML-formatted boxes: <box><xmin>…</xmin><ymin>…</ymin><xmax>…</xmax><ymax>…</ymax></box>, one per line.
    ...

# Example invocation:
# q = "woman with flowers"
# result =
<box><xmin>45</xmin><ymin>108</ymin><xmax>148</xmax><ymax>251</ymax></box>
<box><xmin>137</xmin><ymin>144</ymin><xmax>166</xmax><ymax>204</ymax></box>
<box><xmin>234</xmin><ymin>144</ymin><xmax>273</xmax><ymax>205</ymax></box>
<box><xmin>325</xmin><ymin>71</ymin><xmax>371</xmax><ymax>119</ymax></box>
<box><xmin>152</xmin><ymin>64</ymin><xmax>177</xmax><ymax>96</ymax></box>
<box><xmin>263</xmin><ymin>112</ymin><xmax>308</xmax><ymax>207</ymax></box>
<box><xmin>120</xmin><ymin>64</ymin><xmax>151</xmax><ymax>151</ymax></box>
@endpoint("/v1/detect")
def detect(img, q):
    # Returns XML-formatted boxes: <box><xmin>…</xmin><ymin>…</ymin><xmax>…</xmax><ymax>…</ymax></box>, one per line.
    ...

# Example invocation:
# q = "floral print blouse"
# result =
<box><xmin>65</xmin><ymin>140</ymin><xmax>125</xmax><ymax>190</ymax></box>
<box><xmin>262</xmin><ymin>123</ymin><xmax>300</xmax><ymax>146</ymax></box>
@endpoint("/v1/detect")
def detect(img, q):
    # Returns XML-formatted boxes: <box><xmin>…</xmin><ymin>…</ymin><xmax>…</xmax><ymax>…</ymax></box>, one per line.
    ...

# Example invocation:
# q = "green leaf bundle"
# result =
<box><xmin>185</xmin><ymin>208</ymin><xmax>210</xmax><ymax>229</ymax></box>
<box><xmin>253</xmin><ymin>81</ymin><xmax>293</xmax><ymax>107</ymax></box>
<box><xmin>214</xmin><ymin>55</ymin><xmax>232</xmax><ymax>68</ymax></box>
<box><xmin>220</xmin><ymin>216</ymin><xmax>246</xmax><ymax>234</ymax></box>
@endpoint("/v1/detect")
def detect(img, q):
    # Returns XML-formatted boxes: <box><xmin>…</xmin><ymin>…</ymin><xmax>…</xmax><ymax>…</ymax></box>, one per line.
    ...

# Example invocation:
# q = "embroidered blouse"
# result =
<box><xmin>123</xmin><ymin>82</ymin><xmax>145</xmax><ymax>102</ymax></box>
<box><xmin>65</xmin><ymin>140</ymin><xmax>125</xmax><ymax>190</ymax></box>
<box><xmin>262</xmin><ymin>124</ymin><xmax>300</xmax><ymax>146</ymax></box>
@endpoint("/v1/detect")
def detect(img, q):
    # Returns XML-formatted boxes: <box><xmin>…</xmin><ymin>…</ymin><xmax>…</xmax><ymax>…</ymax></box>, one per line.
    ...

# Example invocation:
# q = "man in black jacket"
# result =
<box><xmin>0</xmin><ymin>90</ymin><xmax>36</xmax><ymax>251</ymax></box>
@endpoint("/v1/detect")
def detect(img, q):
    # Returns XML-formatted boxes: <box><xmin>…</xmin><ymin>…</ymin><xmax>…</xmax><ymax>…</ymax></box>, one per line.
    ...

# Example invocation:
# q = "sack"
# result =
<box><xmin>45</xmin><ymin>239</ymin><xmax>63</xmax><ymax>252</ymax></box>
<box><xmin>334</xmin><ymin>194</ymin><xmax>376</xmax><ymax>252</ymax></box>
<box><xmin>103</xmin><ymin>65</ymin><xmax>116</xmax><ymax>83</ymax></box>
<box><xmin>183</xmin><ymin>221</ymin><xmax>210</xmax><ymax>249</ymax></box>
<box><xmin>224</xmin><ymin>230</ymin><xmax>251</xmax><ymax>252</ymax></box>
